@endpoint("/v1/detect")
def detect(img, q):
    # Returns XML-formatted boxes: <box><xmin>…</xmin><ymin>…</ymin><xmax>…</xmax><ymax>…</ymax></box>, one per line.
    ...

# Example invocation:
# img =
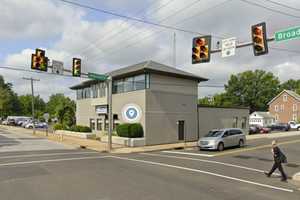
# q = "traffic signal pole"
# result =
<box><xmin>106</xmin><ymin>76</ymin><xmax>113</xmax><ymax>152</ymax></box>
<box><xmin>22</xmin><ymin>77</ymin><xmax>40</xmax><ymax>135</ymax></box>
<box><xmin>210</xmin><ymin>37</ymin><xmax>275</xmax><ymax>54</ymax></box>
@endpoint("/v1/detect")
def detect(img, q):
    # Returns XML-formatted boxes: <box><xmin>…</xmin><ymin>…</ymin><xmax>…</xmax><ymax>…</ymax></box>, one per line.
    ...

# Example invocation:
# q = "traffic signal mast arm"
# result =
<box><xmin>210</xmin><ymin>37</ymin><xmax>275</xmax><ymax>54</ymax></box>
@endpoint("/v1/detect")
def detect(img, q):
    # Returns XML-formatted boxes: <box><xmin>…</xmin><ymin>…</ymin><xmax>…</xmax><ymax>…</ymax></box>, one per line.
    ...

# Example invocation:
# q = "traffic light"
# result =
<box><xmin>251</xmin><ymin>22</ymin><xmax>268</xmax><ymax>56</ymax></box>
<box><xmin>72</xmin><ymin>58</ymin><xmax>81</xmax><ymax>77</ymax></box>
<box><xmin>192</xmin><ymin>35</ymin><xmax>211</xmax><ymax>64</ymax></box>
<box><xmin>31</xmin><ymin>49</ymin><xmax>48</xmax><ymax>71</ymax></box>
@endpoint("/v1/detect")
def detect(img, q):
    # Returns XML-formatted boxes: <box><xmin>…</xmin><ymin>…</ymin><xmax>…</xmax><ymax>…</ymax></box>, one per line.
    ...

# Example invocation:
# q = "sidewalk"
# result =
<box><xmin>1</xmin><ymin>125</ymin><xmax>299</xmax><ymax>154</ymax></box>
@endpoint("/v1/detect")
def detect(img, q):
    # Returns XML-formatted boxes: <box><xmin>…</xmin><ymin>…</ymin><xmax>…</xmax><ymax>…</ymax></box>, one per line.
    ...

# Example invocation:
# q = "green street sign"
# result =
<box><xmin>88</xmin><ymin>72</ymin><xmax>108</xmax><ymax>81</ymax></box>
<box><xmin>275</xmin><ymin>26</ymin><xmax>300</xmax><ymax>42</ymax></box>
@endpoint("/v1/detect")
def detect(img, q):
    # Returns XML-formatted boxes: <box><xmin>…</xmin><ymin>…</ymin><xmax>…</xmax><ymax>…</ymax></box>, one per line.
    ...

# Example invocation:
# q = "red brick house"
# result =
<box><xmin>268</xmin><ymin>90</ymin><xmax>300</xmax><ymax>123</ymax></box>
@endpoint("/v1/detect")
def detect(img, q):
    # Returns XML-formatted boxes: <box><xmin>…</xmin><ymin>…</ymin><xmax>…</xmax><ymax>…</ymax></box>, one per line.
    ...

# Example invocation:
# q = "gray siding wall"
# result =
<box><xmin>145</xmin><ymin>74</ymin><xmax>198</xmax><ymax>145</ymax></box>
<box><xmin>198</xmin><ymin>107</ymin><xmax>249</xmax><ymax>138</ymax></box>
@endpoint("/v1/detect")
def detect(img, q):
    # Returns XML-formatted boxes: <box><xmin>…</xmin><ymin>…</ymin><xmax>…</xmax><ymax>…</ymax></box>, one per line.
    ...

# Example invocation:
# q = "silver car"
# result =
<box><xmin>198</xmin><ymin>128</ymin><xmax>246</xmax><ymax>151</ymax></box>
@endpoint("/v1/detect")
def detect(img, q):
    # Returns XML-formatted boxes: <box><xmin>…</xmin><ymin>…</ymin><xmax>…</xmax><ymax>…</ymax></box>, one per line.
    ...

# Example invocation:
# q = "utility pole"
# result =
<box><xmin>106</xmin><ymin>76</ymin><xmax>113</xmax><ymax>152</ymax></box>
<box><xmin>23</xmin><ymin>77</ymin><xmax>40</xmax><ymax>135</ymax></box>
<box><xmin>173</xmin><ymin>32</ymin><xmax>176</xmax><ymax>67</ymax></box>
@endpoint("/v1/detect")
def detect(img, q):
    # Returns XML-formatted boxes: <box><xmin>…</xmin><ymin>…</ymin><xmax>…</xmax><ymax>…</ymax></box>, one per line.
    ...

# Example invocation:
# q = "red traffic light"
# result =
<box><xmin>192</xmin><ymin>35</ymin><xmax>211</xmax><ymax>64</ymax></box>
<box><xmin>251</xmin><ymin>22</ymin><xmax>268</xmax><ymax>56</ymax></box>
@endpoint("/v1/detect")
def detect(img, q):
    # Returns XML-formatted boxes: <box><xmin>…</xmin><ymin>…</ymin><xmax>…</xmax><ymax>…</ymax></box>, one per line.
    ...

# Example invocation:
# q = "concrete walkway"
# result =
<box><xmin>1</xmin><ymin>125</ymin><xmax>299</xmax><ymax>154</ymax></box>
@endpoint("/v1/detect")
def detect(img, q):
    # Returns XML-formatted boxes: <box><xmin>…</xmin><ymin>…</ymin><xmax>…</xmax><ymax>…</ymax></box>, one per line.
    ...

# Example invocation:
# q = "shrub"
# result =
<box><xmin>117</xmin><ymin>123</ymin><xmax>143</xmax><ymax>138</ymax></box>
<box><xmin>53</xmin><ymin>123</ymin><xmax>64</xmax><ymax>131</ymax></box>
<box><xmin>69</xmin><ymin>125</ymin><xmax>91</xmax><ymax>133</ymax></box>
<box><xmin>129</xmin><ymin>123</ymin><xmax>144</xmax><ymax>138</ymax></box>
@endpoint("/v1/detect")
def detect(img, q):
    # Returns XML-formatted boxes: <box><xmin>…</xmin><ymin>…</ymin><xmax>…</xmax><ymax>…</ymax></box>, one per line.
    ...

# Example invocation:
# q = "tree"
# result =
<box><xmin>0</xmin><ymin>75</ymin><xmax>21</xmax><ymax>117</ymax></box>
<box><xmin>18</xmin><ymin>95</ymin><xmax>46</xmax><ymax>118</ymax></box>
<box><xmin>46</xmin><ymin>94</ymin><xmax>76</xmax><ymax>126</ymax></box>
<box><xmin>279</xmin><ymin>79</ymin><xmax>300</xmax><ymax>94</ymax></box>
<box><xmin>224</xmin><ymin>70</ymin><xmax>280</xmax><ymax>113</ymax></box>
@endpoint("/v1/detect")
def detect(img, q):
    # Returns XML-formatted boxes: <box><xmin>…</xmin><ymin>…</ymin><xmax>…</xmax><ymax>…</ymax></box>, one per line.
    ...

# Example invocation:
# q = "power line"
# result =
<box><xmin>57</xmin><ymin>0</ymin><xmax>224</xmax><ymax>38</ymax></box>
<box><xmin>87</xmin><ymin>0</ymin><xmax>232</xmax><ymax>64</ymax></box>
<box><xmin>239</xmin><ymin>0</ymin><xmax>300</xmax><ymax>19</ymax></box>
<box><xmin>67</xmin><ymin>0</ymin><xmax>177</xmax><ymax>60</ymax></box>
<box><xmin>0</xmin><ymin>65</ymin><xmax>225</xmax><ymax>88</ymax></box>
<box><xmin>262</xmin><ymin>0</ymin><xmax>300</xmax><ymax>12</ymax></box>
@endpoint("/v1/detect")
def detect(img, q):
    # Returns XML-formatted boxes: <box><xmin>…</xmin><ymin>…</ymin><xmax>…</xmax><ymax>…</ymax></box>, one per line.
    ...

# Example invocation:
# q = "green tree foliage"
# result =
<box><xmin>0</xmin><ymin>75</ymin><xmax>21</xmax><ymax>117</ymax></box>
<box><xmin>199</xmin><ymin>70</ymin><xmax>280</xmax><ymax>113</ymax></box>
<box><xmin>279</xmin><ymin>79</ymin><xmax>300</xmax><ymax>94</ymax></box>
<box><xmin>46</xmin><ymin>94</ymin><xmax>76</xmax><ymax>127</ymax></box>
<box><xmin>18</xmin><ymin>95</ymin><xmax>46</xmax><ymax>118</ymax></box>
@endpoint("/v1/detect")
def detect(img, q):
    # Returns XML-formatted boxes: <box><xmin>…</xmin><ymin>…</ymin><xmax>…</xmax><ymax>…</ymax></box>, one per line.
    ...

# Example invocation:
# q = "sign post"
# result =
<box><xmin>275</xmin><ymin>26</ymin><xmax>300</xmax><ymax>42</ymax></box>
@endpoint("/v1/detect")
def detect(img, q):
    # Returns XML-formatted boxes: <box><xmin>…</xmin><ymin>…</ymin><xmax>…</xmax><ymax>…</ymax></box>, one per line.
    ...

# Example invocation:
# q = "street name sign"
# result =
<box><xmin>88</xmin><ymin>73</ymin><xmax>108</xmax><ymax>81</ymax></box>
<box><xmin>275</xmin><ymin>26</ymin><xmax>300</xmax><ymax>42</ymax></box>
<box><xmin>221</xmin><ymin>37</ymin><xmax>236</xmax><ymax>58</ymax></box>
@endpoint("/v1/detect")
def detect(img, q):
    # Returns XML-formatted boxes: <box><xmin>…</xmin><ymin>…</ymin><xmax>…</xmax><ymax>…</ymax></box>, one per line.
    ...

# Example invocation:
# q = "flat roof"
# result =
<box><xmin>70</xmin><ymin>60</ymin><xmax>208</xmax><ymax>90</ymax></box>
<box><xmin>198</xmin><ymin>104</ymin><xmax>249</xmax><ymax>110</ymax></box>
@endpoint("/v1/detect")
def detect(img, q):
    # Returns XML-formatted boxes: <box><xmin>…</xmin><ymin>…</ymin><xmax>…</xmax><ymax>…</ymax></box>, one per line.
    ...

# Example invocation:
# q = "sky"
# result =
<box><xmin>1</xmin><ymin>0</ymin><xmax>300</xmax><ymax>101</ymax></box>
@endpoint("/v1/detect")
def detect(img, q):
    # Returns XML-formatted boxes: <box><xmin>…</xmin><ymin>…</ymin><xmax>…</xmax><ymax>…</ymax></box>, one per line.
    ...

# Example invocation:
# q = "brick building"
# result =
<box><xmin>268</xmin><ymin>90</ymin><xmax>300</xmax><ymax>123</ymax></box>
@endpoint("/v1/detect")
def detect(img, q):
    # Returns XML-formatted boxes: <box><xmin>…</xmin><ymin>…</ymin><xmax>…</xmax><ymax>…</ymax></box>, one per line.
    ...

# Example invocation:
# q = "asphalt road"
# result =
<box><xmin>0</xmin><ymin>127</ymin><xmax>299</xmax><ymax>200</ymax></box>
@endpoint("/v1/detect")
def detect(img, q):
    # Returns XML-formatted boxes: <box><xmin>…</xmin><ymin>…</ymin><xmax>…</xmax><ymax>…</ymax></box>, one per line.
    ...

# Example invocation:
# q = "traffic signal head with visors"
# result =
<box><xmin>31</xmin><ymin>49</ymin><xmax>48</xmax><ymax>71</ymax></box>
<box><xmin>251</xmin><ymin>22</ymin><xmax>268</xmax><ymax>56</ymax></box>
<box><xmin>192</xmin><ymin>35</ymin><xmax>211</xmax><ymax>64</ymax></box>
<box><xmin>72</xmin><ymin>58</ymin><xmax>81</xmax><ymax>77</ymax></box>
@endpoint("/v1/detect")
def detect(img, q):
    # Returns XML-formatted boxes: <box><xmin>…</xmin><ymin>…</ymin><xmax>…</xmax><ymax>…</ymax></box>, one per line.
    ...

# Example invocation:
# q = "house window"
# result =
<box><xmin>283</xmin><ymin>95</ymin><xmax>288</xmax><ymax>102</ymax></box>
<box><xmin>275</xmin><ymin>114</ymin><xmax>279</xmax><ymax>121</ymax></box>
<box><xmin>280</xmin><ymin>105</ymin><xmax>284</xmax><ymax>112</ymax></box>
<box><xmin>275</xmin><ymin>105</ymin><xmax>279</xmax><ymax>112</ymax></box>
<box><xmin>293</xmin><ymin>114</ymin><xmax>297</xmax><ymax>122</ymax></box>
<box><xmin>293</xmin><ymin>104</ymin><xmax>298</xmax><ymax>112</ymax></box>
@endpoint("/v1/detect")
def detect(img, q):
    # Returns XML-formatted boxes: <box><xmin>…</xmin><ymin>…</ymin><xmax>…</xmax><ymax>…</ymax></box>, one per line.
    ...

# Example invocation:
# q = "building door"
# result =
<box><xmin>178</xmin><ymin>120</ymin><xmax>185</xmax><ymax>141</ymax></box>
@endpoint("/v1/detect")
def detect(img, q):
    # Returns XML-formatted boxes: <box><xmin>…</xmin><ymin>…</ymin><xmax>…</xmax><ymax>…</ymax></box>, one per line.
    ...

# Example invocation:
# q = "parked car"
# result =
<box><xmin>268</xmin><ymin>123</ymin><xmax>290</xmax><ymax>131</ymax></box>
<box><xmin>198</xmin><ymin>128</ymin><xmax>246</xmax><ymax>151</ymax></box>
<box><xmin>1</xmin><ymin>120</ymin><xmax>9</xmax><ymax>125</ymax></box>
<box><xmin>259</xmin><ymin>127</ymin><xmax>271</xmax><ymax>134</ymax></box>
<box><xmin>249</xmin><ymin>125</ymin><xmax>260</xmax><ymax>134</ymax></box>
<box><xmin>25</xmin><ymin>122</ymin><xmax>48</xmax><ymax>129</ymax></box>
<box><xmin>288</xmin><ymin>121</ymin><xmax>300</xmax><ymax>130</ymax></box>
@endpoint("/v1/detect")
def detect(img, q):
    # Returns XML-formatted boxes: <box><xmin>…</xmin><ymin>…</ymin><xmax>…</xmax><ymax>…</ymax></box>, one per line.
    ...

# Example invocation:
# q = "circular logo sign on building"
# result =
<box><xmin>122</xmin><ymin>104</ymin><xmax>142</xmax><ymax>123</ymax></box>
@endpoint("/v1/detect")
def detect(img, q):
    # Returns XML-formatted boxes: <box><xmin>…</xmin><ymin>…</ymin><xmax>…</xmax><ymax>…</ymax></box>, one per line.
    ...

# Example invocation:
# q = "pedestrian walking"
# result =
<box><xmin>264</xmin><ymin>140</ymin><xmax>288</xmax><ymax>182</ymax></box>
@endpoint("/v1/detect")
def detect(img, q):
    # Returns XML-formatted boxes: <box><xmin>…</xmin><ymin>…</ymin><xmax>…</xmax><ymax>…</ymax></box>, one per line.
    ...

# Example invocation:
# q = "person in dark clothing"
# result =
<box><xmin>264</xmin><ymin>140</ymin><xmax>287</xmax><ymax>182</ymax></box>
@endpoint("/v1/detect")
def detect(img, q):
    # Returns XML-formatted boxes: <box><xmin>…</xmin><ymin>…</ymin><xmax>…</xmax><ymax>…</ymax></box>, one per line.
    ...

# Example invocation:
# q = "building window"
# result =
<box><xmin>275</xmin><ymin>114</ymin><xmax>279</xmax><ymax>121</ymax></box>
<box><xmin>97</xmin><ymin>119</ymin><xmax>102</xmax><ymax>131</ymax></box>
<box><xmin>293</xmin><ymin>104</ymin><xmax>298</xmax><ymax>112</ymax></box>
<box><xmin>275</xmin><ymin>105</ymin><xmax>278</xmax><ymax>112</ymax></box>
<box><xmin>241</xmin><ymin>117</ymin><xmax>247</xmax><ymax>129</ymax></box>
<box><xmin>233</xmin><ymin>117</ymin><xmax>238</xmax><ymax>128</ymax></box>
<box><xmin>280</xmin><ymin>105</ymin><xmax>284</xmax><ymax>112</ymax></box>
<box><xmin>293</xmin><ymin>114</ymin><xmax>297</xmax><ymax>121</ymax></box>
<box><xmin>112</xmin><ymin>74</ymin><xmax>150</xmax><ymax>94</ymax></box>
<box><xmin>283</xmin><ymin>95</ymin><xmax>288</xmax><ymax>102</ymax></box>
<box><xmin>90</xmin><ymin>119</ymin><xmax>95</xmax><ymax>130</ymax></box>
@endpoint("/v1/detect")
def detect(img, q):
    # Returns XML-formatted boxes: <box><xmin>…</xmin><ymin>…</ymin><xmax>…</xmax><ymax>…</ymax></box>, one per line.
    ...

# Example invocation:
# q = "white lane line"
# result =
<box><xmin>0</xmin><ymin>155</ymin><xmax>110</xmax><ymax>167</ymax></box>
<box><xmin>109</xmin><ymin>156</ymin><xmax>293</xmax><ymax>193</ymax></box>
<box><xmin>162</xmin><ymin>150</ymin><xmax>215</xmax><ymax>157</ymax></box>
<box><xmin>0</xmin><ymin>151</ymin><xmax>99</xmax><ymax>159</ymax></box>
<box><xmin>141</xmin><ymin>153</ymin><xmax>280</xmax><ymax>176</ymax></box>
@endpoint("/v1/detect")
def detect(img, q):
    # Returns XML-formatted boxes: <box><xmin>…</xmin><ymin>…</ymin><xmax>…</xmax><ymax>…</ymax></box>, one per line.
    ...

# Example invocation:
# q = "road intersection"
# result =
<box><xmin>0</xmin><ymin>127</ymin><xmax>299</xmax><ymax>200</ymax></box>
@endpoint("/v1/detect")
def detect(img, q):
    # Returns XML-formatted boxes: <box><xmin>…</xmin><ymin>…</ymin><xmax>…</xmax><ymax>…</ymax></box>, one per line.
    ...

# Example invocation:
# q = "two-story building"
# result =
<box><xmin>70</xmin><ymin>61</ymin><xmax>208</xmax><ymax>145</ymax></box>
<box><xmin>268</xmin><ymin>90</ymin><xmax>300</xmax><ymax>123</ymax></box>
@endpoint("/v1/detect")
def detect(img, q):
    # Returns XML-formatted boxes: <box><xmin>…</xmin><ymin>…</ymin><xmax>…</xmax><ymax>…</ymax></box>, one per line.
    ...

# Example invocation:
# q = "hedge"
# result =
<box><xmin>53</xmin><ymin>124</ymin><xmax>91</xmax><ymax>133</ymax></box>
<box><xmin>116</xmin><ymin>123</ymin><xmax>143</xmax><ymax>138</ymax></box>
